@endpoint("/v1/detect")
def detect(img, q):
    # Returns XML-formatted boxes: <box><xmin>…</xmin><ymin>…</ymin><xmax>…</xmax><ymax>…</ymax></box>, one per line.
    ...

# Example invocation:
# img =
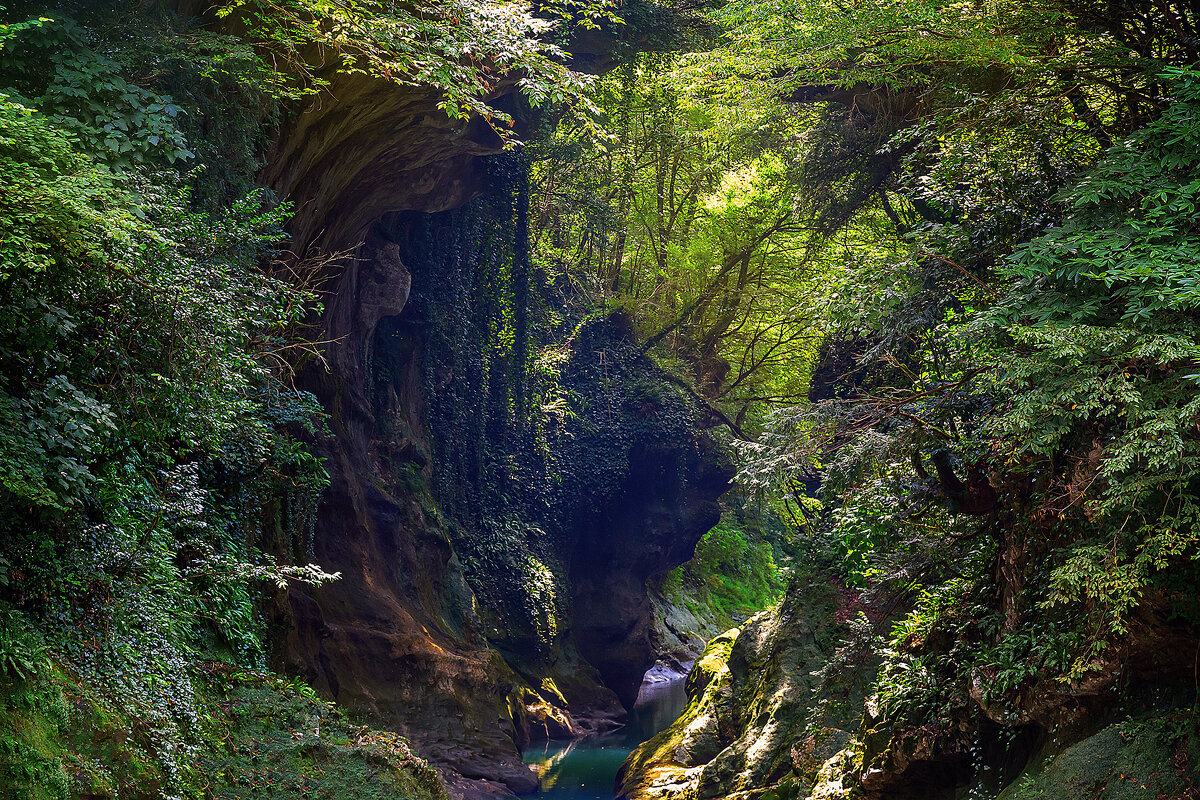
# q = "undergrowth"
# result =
<box><xmin>0</xmin><ymin>664</ymin><xmax>449</xmax><ymax>800</ymax></box>
<box><xmin>658</xmin><ymin>496</ymin><xmax>792</xmax><ymax>628</ymax></box>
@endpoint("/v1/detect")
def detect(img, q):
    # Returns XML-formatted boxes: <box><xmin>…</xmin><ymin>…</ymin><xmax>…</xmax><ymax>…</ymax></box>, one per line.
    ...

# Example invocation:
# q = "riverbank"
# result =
<box><xmin>525</xmin><ymin>679</ymin><xmax>688</xmax><ymax>800</ymax></box>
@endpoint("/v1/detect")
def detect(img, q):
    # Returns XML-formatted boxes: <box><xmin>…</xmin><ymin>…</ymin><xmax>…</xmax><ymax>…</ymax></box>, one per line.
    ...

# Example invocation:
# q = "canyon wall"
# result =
<box><xmin>255</xmin><ymin>64</ymin><xmax>730</xmax><ymax>797</ymax></box>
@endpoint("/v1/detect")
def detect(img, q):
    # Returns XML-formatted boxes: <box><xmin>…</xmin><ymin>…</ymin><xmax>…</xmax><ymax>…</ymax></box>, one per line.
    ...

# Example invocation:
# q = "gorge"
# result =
<box><xmin>1</xmin><ymin>1</ymin><xmax>1199</xmax><ymax>799</ymax></box>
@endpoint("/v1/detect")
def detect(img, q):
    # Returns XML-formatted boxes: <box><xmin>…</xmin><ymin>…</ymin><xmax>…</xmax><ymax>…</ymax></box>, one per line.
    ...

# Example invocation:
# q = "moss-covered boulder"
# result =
<box><xmin>998</xmin><ymin>713</ymin><xmax>1199</xmax><ymax>800</ymax></box>
<box><xmin>617</xmin><ymin>578</ymin><xmax>870</xmax><ymax>800</ymax></box>
<box><xmin>616</xmin><ymin>627</ymin><xmax>740</xmax><ymax>800</ymax></box>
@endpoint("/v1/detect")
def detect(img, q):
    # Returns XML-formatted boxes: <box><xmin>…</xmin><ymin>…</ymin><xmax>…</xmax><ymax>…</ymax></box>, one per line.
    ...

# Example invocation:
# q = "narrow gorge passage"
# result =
<box><xmin>525</xmin><ymin>676</ymin><xmax>688</xmax><ymax>800</ymax></box>
<box><xmin>4</xmin><ymin>2</ymin><xmax>1200</xmax><ymax>800</ymax></box>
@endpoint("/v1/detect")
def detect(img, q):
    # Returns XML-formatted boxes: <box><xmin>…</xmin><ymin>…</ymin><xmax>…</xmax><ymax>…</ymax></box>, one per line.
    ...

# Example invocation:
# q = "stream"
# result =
<box><xmin>523</xmin><ymin>677</ymin><xmax>688</xmax><ymax>800</ymax></box>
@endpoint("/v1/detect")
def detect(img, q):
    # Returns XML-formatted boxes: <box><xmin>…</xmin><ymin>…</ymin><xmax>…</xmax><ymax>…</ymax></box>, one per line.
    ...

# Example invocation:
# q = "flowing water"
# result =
<box><xmin>523</xmin><ymin>678</ymin><xmax>688</xmax><ymax>800</ymax></box>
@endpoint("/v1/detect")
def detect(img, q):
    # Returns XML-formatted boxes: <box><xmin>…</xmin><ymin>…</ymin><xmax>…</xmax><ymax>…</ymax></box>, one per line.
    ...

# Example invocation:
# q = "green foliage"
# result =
<box><xmin>201</xmin><ymin>669</ymin><xmax>449</xmax><ymax>800</ymax></box>
<box><xmin>0</xmin><ymin>7</ymin><xmax>338</xmax><ymax>795</ymax></box>
<box><xmin>0</xmin><ymin>606</ymin><xmax>47</xmax><ymax>681</ymax></box>
<box><xmin>527</xmin><ymin>0</ymin><xmax>1200</xmax><ymax>745</ymax></box>
<box><xmin>716</xmin><ymin>0</ymin><xmax>1064</xmax><ymax>91</ymax></box>
<box><xmin>661</xmin><ymin>502</ymin><xmax>788</xmax><ymax>626</ymax></box>
<box><xmin>0</xmin><ymin>17</ymin><xmax>193</xmax><ymax>167</ymax></box>
<box><xmin>969</xmin><ymin>64</ymin><xmax>1200</xmax><ymax>672</ymax></box>
<box><xmin>217</xmin><ymin>0</ymin><xmax>603</xmax><ymax>132</ymax></box>
<box><xmin>530</xmin><ymin>51</ymin><xmax>825</xmax><ymax>432</ymax></box>
<box><xmin>713</xmin><ymin>0</ymin><xmax>1200</xmax><ymax>761</ymax></box>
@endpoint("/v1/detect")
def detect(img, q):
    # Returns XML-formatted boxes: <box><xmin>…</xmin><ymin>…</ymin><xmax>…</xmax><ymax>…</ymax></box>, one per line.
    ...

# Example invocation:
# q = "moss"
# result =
<box><xmin>687</xmin><ymin>629</ymin><xmax>738</xmax><ymax>695</ymax></box>
<box><xmin>0</xmin><ymin>667</ymin><xmax>166</xmax><ymax>800</ymax></box>
<box><xmin>999</xmin><ymin>712</ymin><xmax>1200</xmax><ymax>800</ymax></box>
<box><xmin>659</xmin><ymin>514</ymin><xmax>786</xmax><ymax>631</ymax></box>
<box><xmin>655</xmin><ymin>492</ymin><xmax>799</xmax><ymax>644</ymax></box>
<box><xmin>200</xmin><ymin>667</ymin><xmax>449</xmax><ymax>800</ymax></box>
<box><xmin>0</xmin><ymin>663</ymin><xmax>450</xmax><ymax>800</ymax></box>
<box><xmin>807</xmin><ymin>747</ymin><xmax>860</xmax><ymax>800</ymax></box>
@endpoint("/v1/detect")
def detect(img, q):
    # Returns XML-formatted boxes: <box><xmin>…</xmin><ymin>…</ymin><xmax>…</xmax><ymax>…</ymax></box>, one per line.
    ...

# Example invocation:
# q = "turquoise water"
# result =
<box><xmin>523</xmin><ymin>679</ymin><xmax>687</xmax><ymax>800</ymax></box>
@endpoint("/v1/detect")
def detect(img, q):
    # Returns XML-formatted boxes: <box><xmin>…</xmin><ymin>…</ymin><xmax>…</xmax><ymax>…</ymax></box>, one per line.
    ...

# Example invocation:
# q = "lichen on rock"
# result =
<box><xmin>617</xmin><ymin>577</ymin><xmax>870</xmax><ymax>800</ymax></box>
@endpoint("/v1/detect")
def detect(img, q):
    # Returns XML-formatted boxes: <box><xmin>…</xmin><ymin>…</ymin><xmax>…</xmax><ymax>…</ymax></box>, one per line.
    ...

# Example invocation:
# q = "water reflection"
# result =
<box><xmin>523</xmin><ymin>678</ymin><xmax>687</xmax><ymax>800</ymax></box>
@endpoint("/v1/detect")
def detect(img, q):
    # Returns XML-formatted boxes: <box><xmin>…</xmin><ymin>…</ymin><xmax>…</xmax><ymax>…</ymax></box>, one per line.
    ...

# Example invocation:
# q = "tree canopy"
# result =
<box><xmin>528</xmin><ymin>0</ymin><xmax>1200</xmax><ymax>730</ymax></box>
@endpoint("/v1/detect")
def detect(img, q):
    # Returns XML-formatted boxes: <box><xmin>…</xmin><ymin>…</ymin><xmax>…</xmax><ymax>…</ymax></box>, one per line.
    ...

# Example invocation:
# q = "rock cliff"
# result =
<box><xmin>618</xmin><ymin>579</ymin><xmax>1199</xmax><ymax>800</ymax></box>
<box><xmin>255</xmin><ymin>67</ymin><xmax>731</xmax><ymax>796</ymax></box>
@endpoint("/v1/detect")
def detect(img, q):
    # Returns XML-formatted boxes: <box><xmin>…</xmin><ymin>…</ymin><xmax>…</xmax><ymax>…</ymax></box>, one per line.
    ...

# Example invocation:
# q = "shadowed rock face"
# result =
<box><xmin>216</xmin><ymin>14</ymin><xmax>734</xmax><ymax>785</ymax></box>
<box><xmin>241</xmin><ymin>59</ymin><xmax>532</xmax><ymax>795</ymax></box>
<box><xmin>266</xmin><ymin>132</ymin><xmax>731</xmax><ymax>794</ymax></box>
<box><xmin>261</xmin><ymin>75</ymin><xmax>501</xmax><ymax>256</ymax></box>
<box><xmin>571</xmin><ymin>439</ymin><xmax>726</xmax><ymax>709</ymax></box>
<box><xmin>278</xmin><ymin>221</ymin><xmax>541</xmax><ymax>792</ymax></box>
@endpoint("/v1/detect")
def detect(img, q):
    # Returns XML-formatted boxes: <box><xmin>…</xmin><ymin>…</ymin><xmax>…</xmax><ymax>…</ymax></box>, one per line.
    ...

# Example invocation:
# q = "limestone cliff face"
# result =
<box><xmin>256</xmin><ymin>69</ymin><xmax>731</xmax><ymax>796</ymax></box>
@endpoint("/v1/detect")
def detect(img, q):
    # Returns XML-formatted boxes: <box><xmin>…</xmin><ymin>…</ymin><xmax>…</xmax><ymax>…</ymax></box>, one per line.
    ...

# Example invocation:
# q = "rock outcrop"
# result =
<box><xmin>259</xmin><ymin>82</ymin><xmax>732</xmax><ymax>793</ymax></box>
<box><xmin>618</xmin><ymin>574</ymin><xmax>1199</xmax><ymax>800</ymax></box>
<box><xmin>617</xmin><ymin>578</ymin><xmax>873</xmax><ymax>800</ymax></box>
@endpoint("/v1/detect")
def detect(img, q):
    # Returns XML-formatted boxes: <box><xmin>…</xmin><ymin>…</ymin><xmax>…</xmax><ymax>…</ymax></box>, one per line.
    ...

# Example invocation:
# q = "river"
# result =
<box><xmin>522</xmin><ymin>677</ymin><xmax>688</xmax><ymax>800</ymax></box>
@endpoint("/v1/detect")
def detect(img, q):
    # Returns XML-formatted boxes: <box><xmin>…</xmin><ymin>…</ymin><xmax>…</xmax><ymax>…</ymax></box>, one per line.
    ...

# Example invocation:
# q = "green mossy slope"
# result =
<box><xmin>999</xmin><ymin>714</ymin><xmax>1199</xmax><ymax>800</ymax></box>
<box><xmin>0</xmin><ymin>664</ymin><xmax>449</xmax><ymax>800</ymax></box>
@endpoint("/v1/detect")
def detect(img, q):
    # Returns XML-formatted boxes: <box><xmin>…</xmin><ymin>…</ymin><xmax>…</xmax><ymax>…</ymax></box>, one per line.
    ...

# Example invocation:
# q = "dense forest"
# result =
<box><xmin>1</xmin><ymin>0</ymin><xmax>1198</xmax><ymax>799</ymax></box>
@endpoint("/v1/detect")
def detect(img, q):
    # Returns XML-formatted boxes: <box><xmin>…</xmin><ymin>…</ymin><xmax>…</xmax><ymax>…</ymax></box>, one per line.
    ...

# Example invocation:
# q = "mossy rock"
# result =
<box><xmin>0</xmin><ymin>666</ymin><xmax>171</xmax><ymax>800</ymax></box>
<box><xmin>618</xmin><ymin>577</ymin><xmax>874</xmax><ymax>800</ymax></box>
<box><xmin>617</xmin><ymin>628</ymin><xmax>741</xmax><ymax>799</ymax></box>
<box><xmin>201</xmin><ymin>667</ymin><xmax>449</xmax><ymax>800</ymax></box>
<box><xmin>999</xmin><ymin>712</ymin><xmax>1199</xmax><ymax>800</ymax></box>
